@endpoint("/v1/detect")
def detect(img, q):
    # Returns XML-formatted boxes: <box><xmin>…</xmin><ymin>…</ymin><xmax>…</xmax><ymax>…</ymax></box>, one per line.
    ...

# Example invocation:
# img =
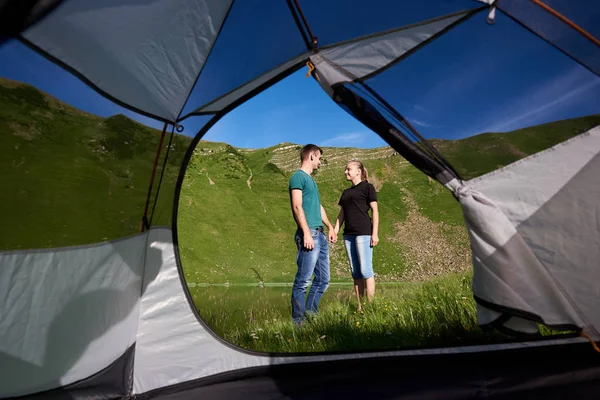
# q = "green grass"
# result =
<box><xmin>191</xmin><ymin>271</ymin><xmax>573</xmax><ymax>353</ymax></box>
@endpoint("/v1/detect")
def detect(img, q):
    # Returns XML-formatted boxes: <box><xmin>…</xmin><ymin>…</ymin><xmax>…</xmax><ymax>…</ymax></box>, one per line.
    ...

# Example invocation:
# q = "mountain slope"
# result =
<box><xmin>0</xmin><ymin>77</ymin><xmax>191</xmax><ymax>249</ymax></box>
<box><xmin>429</xmin><ymin>115</ymin><xmax>600</xmax><ymax>180</ymax></box>
<box><xmin>2</xmin><ymin>77</ymin><xmax>598</xmax><ymax>285</ymax></box>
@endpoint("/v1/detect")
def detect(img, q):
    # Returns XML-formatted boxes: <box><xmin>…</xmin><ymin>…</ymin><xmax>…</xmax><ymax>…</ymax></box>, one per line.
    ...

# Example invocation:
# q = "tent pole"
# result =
<box><xmin>141</xmin><ymin>122</ymin><xmax>168</xmax><ymax>232</ymax></box>
<box><xmin>290</xmin><ymin>0</ymin><xmax>318</xmax><ymax>48</ymax></box>
<box><xmin>530</xmin><ymin>0</ymin><xmax>599</xmax><ymax>47</ymax></box>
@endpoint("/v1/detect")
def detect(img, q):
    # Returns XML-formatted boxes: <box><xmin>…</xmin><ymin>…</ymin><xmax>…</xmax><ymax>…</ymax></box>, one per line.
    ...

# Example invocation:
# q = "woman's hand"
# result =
<box><xmin>328</xmin><ymin>229</ymin><xmax>337</xmax><ymax>244</ymax></box>
<box><xmin>370</xmin><ymin>234</ymin><xmax>379</xmax><ymax>247</ymax></box>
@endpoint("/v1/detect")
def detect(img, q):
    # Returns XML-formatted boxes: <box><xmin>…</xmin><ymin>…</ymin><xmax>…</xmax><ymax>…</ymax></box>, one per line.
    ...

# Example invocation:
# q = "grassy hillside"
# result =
<box><xmin>2</xmin><ymin>75</ymin><xmax>597</xmax><ymax>290</ymax></box>
<box><xmin>177</xmin><ymin>120</ymin><xmax>600</xmax><ymax>285</ymax></box>
<box><xmin>0</xmin><ymin>77</ymin><xmax>191</xmax><ymax>249</ymax></box>
<box><xmin>430</xmin><ymin>115</ymin><xmax>600</xmax><ymax>180</ymax></box>
<box><xmin>177</xmin><ymin>140</ymin><xmax>472</xmax><ymax>284</ymax></box>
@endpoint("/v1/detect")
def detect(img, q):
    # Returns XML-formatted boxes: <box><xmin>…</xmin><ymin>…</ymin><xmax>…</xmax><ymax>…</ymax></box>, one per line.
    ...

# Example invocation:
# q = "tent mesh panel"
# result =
<box><xmin>498</xmin><ymin>0</ymin><xmax>600</xmax><ymax>76</ymax></box>
<box><xmin>359</xmin><ymin>12</ymin><xmax>600</xmax><ymax>181</ymax></box>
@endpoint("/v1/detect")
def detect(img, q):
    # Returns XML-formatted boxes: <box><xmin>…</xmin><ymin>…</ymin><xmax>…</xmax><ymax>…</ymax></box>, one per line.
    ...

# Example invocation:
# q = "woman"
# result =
<box><xmin>334</xmin><ymin>159</ymin><xmax>379</xmax><ymax>311</ymax></box>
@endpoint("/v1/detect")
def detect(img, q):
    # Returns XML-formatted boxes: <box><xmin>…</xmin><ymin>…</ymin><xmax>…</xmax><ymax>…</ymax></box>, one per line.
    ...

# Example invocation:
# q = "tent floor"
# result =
<box><xmin>142</xmin><ymin>341</ymin><xmax>600</xmax><ymax>400</ymax></box>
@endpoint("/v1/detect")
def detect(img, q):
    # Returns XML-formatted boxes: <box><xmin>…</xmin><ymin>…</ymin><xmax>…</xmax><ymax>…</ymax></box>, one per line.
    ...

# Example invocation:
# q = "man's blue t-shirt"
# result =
<box><xmin>289</xmin><ymin>170</ymin><xmax>322</xmax><ymax>229</ymax></box>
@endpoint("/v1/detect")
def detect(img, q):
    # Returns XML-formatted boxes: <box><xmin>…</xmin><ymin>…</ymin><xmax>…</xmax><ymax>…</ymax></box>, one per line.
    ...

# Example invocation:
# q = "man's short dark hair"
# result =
<box><xmin>300</xmin><ymin>144</ymin><xmax>323</xmax><ymax>162</ymax></box>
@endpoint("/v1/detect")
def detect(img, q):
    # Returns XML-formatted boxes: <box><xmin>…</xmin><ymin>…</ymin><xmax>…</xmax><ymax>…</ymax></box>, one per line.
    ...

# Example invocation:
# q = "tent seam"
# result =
<box><xmin>131</xmin><ymin>225</ymin><xmax>154</xmax><ymax>397</ymax></box>
<box><xmin>179</xmin><ymin>52</ymin><xmax>310</xmax><ymax>120</ymax></box>
<box><xmin>174</xmin><ymin>0</ymin><xmax>236</xmax><ymax>121</ymax></box>
<box><xmin>357</xmin><ymin>7</ymin><xmax>486</xmax><ymax>82</ymax></box>
<box><xmin>15</xmin><ymin>38</ymin><xmax>176</xmax><ymax>123</ymax></box>
<box><xmin>316</xmin><ymin>7</ymin><xmax>484</xmax><ymax>52</ymax></box>
<box><xmin>0</xmin><ymin>230</ymin><xmax>162</xmax><ymax>256</ymax></box>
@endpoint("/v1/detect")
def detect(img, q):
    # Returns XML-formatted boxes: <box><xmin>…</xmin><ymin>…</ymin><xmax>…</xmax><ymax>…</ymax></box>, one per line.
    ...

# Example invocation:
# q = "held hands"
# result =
<box><xmin>328</xmin><ymin>227</ymin><xmax>337</xmax><ymax>244</ymax></box>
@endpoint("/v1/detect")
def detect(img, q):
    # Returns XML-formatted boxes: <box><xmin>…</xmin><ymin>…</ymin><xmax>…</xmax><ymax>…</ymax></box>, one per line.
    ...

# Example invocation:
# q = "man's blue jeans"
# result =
<box><xmin>291</xmin><ymin>228</ymin><xmax>330</xmax><ymax>324</ymax></box>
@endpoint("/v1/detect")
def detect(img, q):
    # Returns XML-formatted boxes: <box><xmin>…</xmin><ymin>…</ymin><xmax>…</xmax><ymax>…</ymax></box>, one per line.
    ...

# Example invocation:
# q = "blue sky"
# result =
<box><xmin>0</xmin><ymin>5</ymin><xmax>598</xmax><ymax>149</ymax></box>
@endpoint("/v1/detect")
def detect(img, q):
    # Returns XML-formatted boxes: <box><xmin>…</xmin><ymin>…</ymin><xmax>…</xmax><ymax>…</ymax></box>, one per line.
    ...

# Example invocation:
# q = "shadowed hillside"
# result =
<box><xmin>0</xmin><ymin>77</ymin><xmax>191</xmax><ymax>249</ymax></box>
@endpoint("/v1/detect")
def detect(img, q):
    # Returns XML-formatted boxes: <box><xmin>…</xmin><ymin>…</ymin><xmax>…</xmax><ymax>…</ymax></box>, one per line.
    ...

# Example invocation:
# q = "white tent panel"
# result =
<box><xmin>21</xmin><ymin>0</ymin><xmax>233</xmax><ymax>121</ymax></box>
<box><xmin>132</xmin><ymin>227</ymin><xmax>271</xmax><ymax>394</ymax></box>
<box><xmin>310</xmin><ymin>52</ymin><xmax>354</xmax><ymax>97</ymax></box>
<box><xmin>448</xmin><ymin>125</ymin><xmax>600</xmax><ymax>338</ymax></box>
<box><xmin>316</xmin><ymin>11</ymin><xmax>469</xmax><ymax>82</ymax></box>
<box><xmin>188</xmin><ymin>52</ymin><xmax>309</xmax><ymax>116</ymax></box>
<box><xmin>0</xmin><ymin>233</ymin><xmax>148</xmax><ymax>397</ymax></box>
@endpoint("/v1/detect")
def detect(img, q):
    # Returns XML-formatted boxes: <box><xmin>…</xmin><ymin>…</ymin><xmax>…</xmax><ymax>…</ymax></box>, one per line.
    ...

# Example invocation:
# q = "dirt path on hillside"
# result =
<box><xmin>199</xmin><ymin>168</ymin><xmax>214</xmax><ymax>185</ymax></box>
<box><xmin>388</xmin><ymin>188</ymin><xmax>471</xmax><ymax>282</ymax></box>
<box><xmin>247</xmin><ymin>168</ymin><xmax>253</xmax><ymax>189</ymax></box>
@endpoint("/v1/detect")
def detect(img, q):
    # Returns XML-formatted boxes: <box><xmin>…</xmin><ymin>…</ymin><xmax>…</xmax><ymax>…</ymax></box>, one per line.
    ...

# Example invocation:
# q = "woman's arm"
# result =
<box><xmin>334</xmin><ymin>208</ymin><xmax>344</xmax><ymax>236</ymax></box>
<box><xmin>370</xmin><ymin>201</ymin><xmax>379</xmax><ymax>246</ymax></box>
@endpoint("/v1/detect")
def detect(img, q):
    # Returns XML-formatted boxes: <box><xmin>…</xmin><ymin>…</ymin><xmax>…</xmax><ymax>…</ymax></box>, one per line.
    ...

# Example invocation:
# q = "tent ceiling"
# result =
<box><xmin>20</xmin><ymin>0</ymin><xmax>234</xmax><ymax>122</ymax></box>
<box><xmin>12</xmin><ymin>0</ymin><xmax>599</xmax><ymax>123</ymax></box>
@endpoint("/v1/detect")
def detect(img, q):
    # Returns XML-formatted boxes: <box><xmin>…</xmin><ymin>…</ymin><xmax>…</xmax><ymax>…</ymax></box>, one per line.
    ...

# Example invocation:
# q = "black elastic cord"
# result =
<box><xmin>148</xmin><ymin>123</ymin><xmax>176</xmax><ymax>226</ymax></box>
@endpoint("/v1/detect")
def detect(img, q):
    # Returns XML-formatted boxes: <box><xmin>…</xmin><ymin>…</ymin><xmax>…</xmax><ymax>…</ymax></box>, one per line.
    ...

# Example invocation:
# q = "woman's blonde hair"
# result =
<box><xmin>349</xmin><ymin>159</ymin><xmax>368</xmax><ymax>182</ymax></box>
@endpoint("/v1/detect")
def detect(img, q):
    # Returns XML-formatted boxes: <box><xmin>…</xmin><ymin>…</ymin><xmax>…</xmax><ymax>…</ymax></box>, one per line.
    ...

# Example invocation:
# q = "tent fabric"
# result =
<box><xmin>176</xmin><ymin>0</ymin><xmax>308</xmax><ymax>119</ymax></box>
<box><xmin>0</xmin><ymin>232</ymin><xmax>147</xmax><ymax>397</ymax></box>
<box><xmin>20</xmin><ymin>0</ymin><xmax>233</xmax><ymax>122</ymax></box>
<box><xmin>497</xmin><ymin>0</ymin><xmax>600</xmax><ymax>76</ymax></box>
<box><xmin>445</xmin><ymin>125</ymin><xmax>600</xmax><ymax>339</ymax></box>
<box><xmin>314</xmin><ymin>10</ymin><xmax>474</xmax><ymax>83</ymax></box>
<box><xmin>17</xmin><ymin>345</ymin><xmax>135</xmax><ymax>400</ymax></box>
<box><xmin>15</xmin><ymin>0</ymin><xmax>597</xmax><ymax>123</ymax></box>
<box><xmin>132</xmin><ymin>228</ymin><xmax>270</xmax><ymax>394</ymax></box>
<box><xmin>135</xmin><ymin>341</ymin><xmax>600</xmax><ymax>400</ymax></box>
<box><xmin>0</xmin><ymin>0</ymin><xmax>63</xmax><ymax>41</ymax></box>
<box><xmin>286</xmin><ymin>0</ymin><xmax>482</xmax><ymax>47</ymax></box>
<box><xmin>4</xmin><ymin>227</ymin><xmax>592</xmax><ymax>399</ymax></box>
<box><xmin>184</xmin><ymin>52</ymin><xmax>309</xmax><ymax>117</ymax></box>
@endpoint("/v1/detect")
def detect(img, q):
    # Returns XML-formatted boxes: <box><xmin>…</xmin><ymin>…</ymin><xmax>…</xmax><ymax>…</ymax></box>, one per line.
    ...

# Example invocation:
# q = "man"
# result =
<box><xmin>288</xmin><ymin>144</ymin><xmax>336</xmax><ymax>325</ymax></box>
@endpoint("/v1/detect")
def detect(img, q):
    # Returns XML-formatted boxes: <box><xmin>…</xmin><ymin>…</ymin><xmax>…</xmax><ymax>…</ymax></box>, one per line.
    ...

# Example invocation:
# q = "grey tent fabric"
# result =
<box><xmin>445</xmin><ymin>125</ymin><xmax>600</xmax><ymax>339</ymax></box>
<box><xmin>308</xmin><ymin>10</ymin><xmax>476</xmax><ymax>93</ymax></box>
<box><xmin>176</xmin><ymin>0</ymin><xmax>308</xmax><ymax>120</ymax></box>
<box><xmin>314</xmin><ymin>10</ymin><xmax>472</xmax><ymax>82</ymax></box>
<box><xmin>20</xmin><ymin>0</ymin><xmax>233</xmax><ymax>122</ymax></box>
<box><xmin>184</xmin><ymin>52</ymin><xmax>309</xmax><ymax>117</ymax></box>
<box><xmin>0</xmin><ymin>232</ymin><xmax>147</xmax><ymax>397</ymax></box>
<box><xmin>497</xmin><ymin>0</ymin><xmax>600</xmax><ymax>76</ymax></box>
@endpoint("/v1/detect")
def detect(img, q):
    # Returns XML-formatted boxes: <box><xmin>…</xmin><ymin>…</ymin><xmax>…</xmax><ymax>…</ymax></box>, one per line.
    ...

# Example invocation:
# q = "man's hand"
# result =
<box><xmin>370</xmin><ymin>234</ymin><xmax>379</xmax><ymax>247</ymax></box>
<box><xmin>303</xmin><ymin>233</ymin><xmax>315</xmax><ymax>250</ymax></box>
<box><xmin>328</xmin><ymin>229</ymin><xmax>337</xmax><ymax>244</ymax></box>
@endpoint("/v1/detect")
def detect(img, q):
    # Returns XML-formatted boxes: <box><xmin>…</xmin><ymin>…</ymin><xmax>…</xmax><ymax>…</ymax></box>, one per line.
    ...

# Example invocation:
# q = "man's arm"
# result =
<box><xmin>370</xmin><ymin>201</ymin><xmax>379</xmax><ymax>247</ymax></box>
<box><xmin>321</xmin><ymin>204</ymin><xmax>337</xmax><ymax>243</ymax></box>
<box><xmin>291</xmin><ymin>189</ymin><xmax>314</xmax><ymax>250</ymax></box>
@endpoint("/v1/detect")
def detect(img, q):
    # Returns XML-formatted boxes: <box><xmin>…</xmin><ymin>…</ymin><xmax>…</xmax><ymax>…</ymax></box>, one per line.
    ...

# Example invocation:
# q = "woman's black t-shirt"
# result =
<box><xmin>338</xmin><ymin>181</ymin><xmax>377</xmax><ymax>236</ymax></box>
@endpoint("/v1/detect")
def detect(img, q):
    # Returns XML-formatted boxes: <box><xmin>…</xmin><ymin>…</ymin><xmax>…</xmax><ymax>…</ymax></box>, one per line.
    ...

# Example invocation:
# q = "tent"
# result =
<box><xmin>0</xmin><ymin>0</ymin><xmax>599</xmax><ymax>398</ymax></box>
